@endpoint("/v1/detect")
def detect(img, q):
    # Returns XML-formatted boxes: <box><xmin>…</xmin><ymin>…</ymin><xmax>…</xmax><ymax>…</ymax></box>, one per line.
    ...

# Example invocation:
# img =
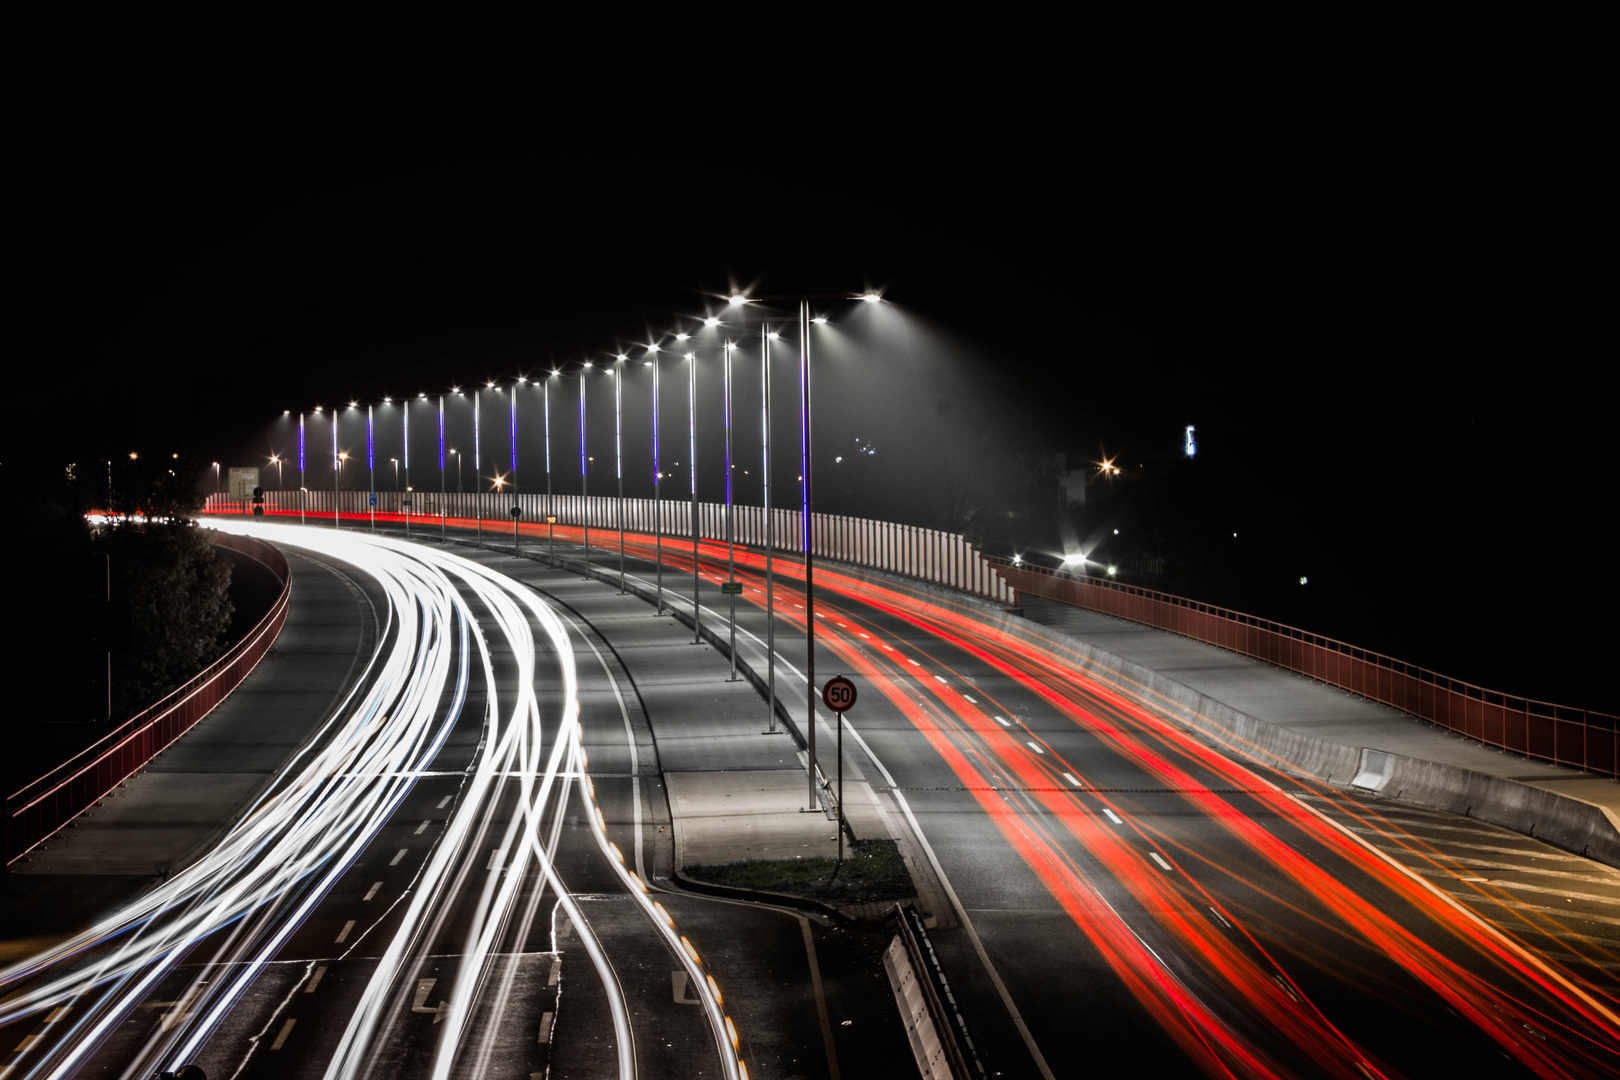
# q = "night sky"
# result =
<box><xmin>11</xmin><ymin>76</ymin><xmax>1612</xmax><ymax>714</ymax></box>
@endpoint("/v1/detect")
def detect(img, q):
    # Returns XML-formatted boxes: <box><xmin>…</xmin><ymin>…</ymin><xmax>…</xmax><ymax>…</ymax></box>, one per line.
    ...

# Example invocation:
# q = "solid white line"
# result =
<box><xmin>1062</xmin><ymin>773</ymin><xmax>1082</xmax><ymax>788</ymax></box>
<box><xmin>1103</xmin><ymin>808</ymin><xmax>1124</xmax><ymax>825</ymax></box>
<box><xmin>390</xmin><ymin>849</ymin><xmax>408</xmax><ymax>866</ymax></box>
<box><xmin>270</xmin><ymin>1018</ymin><xmax>296</xmax><ymax>1050</ymax></box>
<box><xmin>334</xmin><ymin>920</ymin><xmax>355</xmax><ymax>944</ymax></box>
<box><xmin>1149</xmin><ymin>852</ymin><xmax>1172</xmax><ymax>871</ymax></box>
<box><xmin>364</xmin><ymin>882</ymin><xmax>383</xmax><ymax>900</ymax></box>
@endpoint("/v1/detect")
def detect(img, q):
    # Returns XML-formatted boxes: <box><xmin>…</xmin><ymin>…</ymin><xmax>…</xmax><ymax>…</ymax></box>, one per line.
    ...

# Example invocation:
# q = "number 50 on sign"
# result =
<box><xmin>822</xmin><ymin>675</ymin><xmax>857</xmax><ymax>713</ymax></box>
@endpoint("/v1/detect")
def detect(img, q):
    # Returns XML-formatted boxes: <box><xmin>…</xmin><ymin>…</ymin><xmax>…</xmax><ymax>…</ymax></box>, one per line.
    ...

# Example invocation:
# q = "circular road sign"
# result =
<box><xmin>822</xmin><ymin>675</ymin><xmax>857</xmax><ymax>713</ymax></box>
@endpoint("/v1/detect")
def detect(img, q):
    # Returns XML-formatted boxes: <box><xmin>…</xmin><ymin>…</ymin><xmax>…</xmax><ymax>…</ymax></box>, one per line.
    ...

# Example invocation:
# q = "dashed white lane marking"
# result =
<box><xmin>305</xmin><ymin>966</ymin><xmax>327</xmax><ymax>993</ymax></box>
<box><xmin>270</xmin><ymin>1018</ymin><xmax>297</xmax><ymax>1049</ymax></box>
<box><xmin>815</xmin><ymin>612</ymin><xmax>825</xmax><ymax>618</ymax></box>
<box><xmin>390</xmin><ymin>849</ymin><xmax>408</xmax><ymax>866</ymax></box>
<box><xmin>1063</xmin><ymin>773</ymin><xmax>1082</xmax><ymax>788</ymax></box>
<box><xmin>1149</xmin><ymin>852</ymin><xmax>1173</xmax><ymax>871</ymax></box>
<box><xmin>859</xmin><ymin>633</ymin><xmax>870</xmax><ymax>639</ymax></box>
<box><xmin>538</xmin><ymin>1011</ymin><xmax>555</xmax><ymax>1044</ymax></box>
<box><xmin>994</xmin><ymin>716</ymin><xmax>1011</xmax><ymax>727</ymax></box>
<box><xmin>45</xmin><ymin>1007</ymin><xmax>70</xmax><ymax>1023</ymax></box>
<box><xmin>1103</xmin><ymin>808</ymin><xmax>1124</xmax><ymax>825</ymax></box>
<box><xmin>486</xmin><ymin>850</ymin><xmax>502</xmax><ymax>870</ymax></box>
<box><xmin>364</xmin><ymin>881</ymin><xmax>383</xmax><ymax>900</ymax></box>
<box><xmin>963</xmin><ymin>694</ymin><xmax>978</xmax><ymax>703</ymax></box>
<box><xmin>436</xmin><ymin>796</ymin><xmax>452</xmax><ymax>809</ymax></box>
<box><xmin>14</xmin><ymin>1035</ymin><xmax>39</xmax><ymax>1052</ymax></box>
<box><xmin>934</xmin><ymin>675</ymin><xmax>948</xmax><ymax>684</ymax></box>
<box><xmin>334</xmin><ymin>920</ymin><xmax>356</xmax><ymax>944</ymax></box>
<box><xmin>1026</xmin><ymin>742</ymin><xmax>1045</xmax><ymax>755</ymax></box>
<box><xmin>907</xmin><ymin>658</ymin><xmax>920</xmax><ymax>666</ymax></box>
<box><xmin>414</xmin><ymin>820</ymin><xmax>431</xmax><ymax>835</ymax></box>
<box><xmin>882</xmin><ymin>644</ymin><xmax>894</xmax><ymax>651</ymax></box>
<box><xmin>1209</xmin><ymin>907</ymin><xmax>1232</xmax><ymax>929</ymax></box>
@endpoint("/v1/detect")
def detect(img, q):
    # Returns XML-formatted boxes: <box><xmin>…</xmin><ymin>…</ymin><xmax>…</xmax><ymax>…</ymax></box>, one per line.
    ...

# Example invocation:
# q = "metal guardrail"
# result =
<box><xmin>884</xmin><ymin>902</ymin><xmax>985</xmax><ymax>1080</ymax></box>
<box><xmin>6</xmin><ymin>533</ymin><xmax>292</xmax><ymax>866</ymax></box>
<box><xmin>992</xmin><ymin>559</ymin><xmax>1619</xmax><ymax>779</ymax></box>
<box><xmin>207</xmin><ymin>491</ymin><xmax>1019</xmax><ymax>606</ymax></box>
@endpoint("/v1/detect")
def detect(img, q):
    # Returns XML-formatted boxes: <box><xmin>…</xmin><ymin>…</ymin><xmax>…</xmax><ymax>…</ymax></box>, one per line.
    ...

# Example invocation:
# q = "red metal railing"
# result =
<box><xmin>992</xmin><ymin>559</ymin><xmax>1618</xmax><ymax>779</ymax></box>
<box><xmin>6</xmin><ymin>533</ymin><xmax>292</xmax><ymax>865</ymax></box>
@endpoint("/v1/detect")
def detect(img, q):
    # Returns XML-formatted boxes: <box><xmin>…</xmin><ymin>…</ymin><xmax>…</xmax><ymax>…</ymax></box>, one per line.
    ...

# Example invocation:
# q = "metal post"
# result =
<box><xmin>298</xmin><ymin>412</ymin><xmax>306</xmax><ymax>525</ymax></box>
<box><xmin>439</xmin><ymin>394</ymin><xmax>447</xmax><ymax>542</ymax></box>
<box><xmin>332</xmin><ymin>408</ymin><xmax>341</xmax><ymax>530</ymax></box>
<box><xmin>726</xmin><ymin>339</ymin><xmax>739</xmax><ymax>682</ymax></box>
<box><xmin>802</xmin><ymin>300</ymin><xmax>817</xmax><ymax>810</ymax></box>
<box><xmin>653</xmin><ymin>348</ymin><xmax>664</xmax><ymax>614</ymax></box>
<box><xmin>368</xmin><ymin>404</ymin><xmax>375</xmax><ymax>532</ymax></box>
<box><xmin>837</xmin><ymin>708</ymin><xmax>844</xmax><ymax>864</ymax></box>
<box><xmin>764</xmin><ymin>323</ymin><xmax>776</xmax><ymax>734</ymax></box>
<box><xmin>403</xmin><ymin>400</ymin><xmax>411</xmax><ymax>538</ymax></box>
<box><xmin>581</xmin><ymin>366</ymin><xmax>590</xmax><ymax>579</ymax></box>
<box><xmin>545</xmin><ymin>374</ymin><xmax>554</xmax><ymax>565</ymax></box>
<box><xmin>512</xmin><ymin>384</ymin><xmax>519</xmax><ymax>556</ymax></box>
<box><xmin>689</xmin><ymin>349</ymin><xmax>700</xmax><ymax>645</ymax></box>
<box><xmin>616</xmin><ymin>357</ymin><xmax>626</xmax><ymax>592</ymax></box>
<box><xmin>474</xmin><ymin>389</ymin><xmax>482</xmax><ymax>543</ymax></box>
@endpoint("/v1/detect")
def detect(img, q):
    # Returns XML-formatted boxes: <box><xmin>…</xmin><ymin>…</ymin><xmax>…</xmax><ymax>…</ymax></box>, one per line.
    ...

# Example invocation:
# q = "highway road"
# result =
<box><xmin>4</xmin><ymin>517</ymin><xmax>1617</xmax><ymax>1079</ymax></box>
<box><xmin>1</xmin><ymin>524</ymin><xmax>746</xmax><ymax>1079</ymax></box>
<box><xmin>540</xmin><ymin>523</ymin><xmax>1620</xmax><ymax>1079</ymax></box>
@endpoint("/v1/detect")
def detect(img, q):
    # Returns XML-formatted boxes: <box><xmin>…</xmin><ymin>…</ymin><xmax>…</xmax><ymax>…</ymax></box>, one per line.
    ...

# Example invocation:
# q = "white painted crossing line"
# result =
<box><xmin>1149</xmin><ymin>852</ymin><xmax>1173</xmax><ymax>871</ymax></box>
<box><xmin>364</xmin><ymin>881</ymin><xmax>383</xmax><ymax>900</ymax></box>
<box><xmin>414</xmin><ymin>820</ymin><xmax>431</xmax><ymax>835</ymax></box>
<box><xmin>1103</xmin><ymin>808</ymin><xmax>1124</xmax><ymax>825</ymax></box>
<box><xmin>270</xmin><ymin>1018</ymin><xmax>297</xmax><ymax>1050</ymax></box>
<box><xmin>1026</xmin><ymin>741</ymin><xmax>1045</xmax><ymax>755</ymax></box>
<box><xmin>335</xmin><ymin>920</ymin><xmax>356</xmax><ymax>944</ymax></box>
<box><xmin>390</xmin><ymin>849</ymin><xmax>408</xmax><ymax>866</ymax></box>
<box><xmin>1062</xmin><ymin>773</ymin><xmax>1082</xmax><ymax>788</ymax></box>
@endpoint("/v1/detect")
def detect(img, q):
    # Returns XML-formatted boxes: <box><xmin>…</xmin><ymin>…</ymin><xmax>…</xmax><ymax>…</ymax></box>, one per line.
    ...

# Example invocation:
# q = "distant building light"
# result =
<box><xmin>1185</xmin><ymin>425</ymin><xmax>1197</xmax><ymax>457</ymax></box>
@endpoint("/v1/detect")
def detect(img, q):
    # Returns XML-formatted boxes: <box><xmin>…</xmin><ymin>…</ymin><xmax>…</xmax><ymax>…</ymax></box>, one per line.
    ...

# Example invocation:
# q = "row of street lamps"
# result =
<box><xmin>272</xmin><ymin>291</ymin><xmax>881</xmax><ymax>812</ymax></box>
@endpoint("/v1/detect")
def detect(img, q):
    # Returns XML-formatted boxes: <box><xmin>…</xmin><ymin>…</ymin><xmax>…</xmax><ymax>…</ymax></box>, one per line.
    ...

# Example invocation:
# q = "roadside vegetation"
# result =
<box><xmin>684</xmin><ymin>837</ymin><xmax>915</xmax><ymax>905</ymax></box>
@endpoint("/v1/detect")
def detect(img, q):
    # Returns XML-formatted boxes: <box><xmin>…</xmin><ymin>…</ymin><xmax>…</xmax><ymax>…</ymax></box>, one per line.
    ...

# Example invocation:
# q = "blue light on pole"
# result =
<box><xmin>1185</xmin><ymin>424</ymin><xmax>1197</xmax><ymax>458</ymax></box>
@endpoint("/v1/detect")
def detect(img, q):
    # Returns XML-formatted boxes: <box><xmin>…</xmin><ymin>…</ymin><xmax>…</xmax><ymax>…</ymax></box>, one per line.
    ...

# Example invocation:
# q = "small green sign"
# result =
<box><xmin>720</xmin><ymin>581</ymin><xmax>743</xmax><ymax>595</ymax></box>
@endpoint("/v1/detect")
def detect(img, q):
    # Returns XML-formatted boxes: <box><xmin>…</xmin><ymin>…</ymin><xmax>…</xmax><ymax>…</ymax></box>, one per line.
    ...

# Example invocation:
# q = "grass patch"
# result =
<box><xmin>685</xmin><ymin>838</ymin><xmax>915</xmax><ymax>903</ymax></box>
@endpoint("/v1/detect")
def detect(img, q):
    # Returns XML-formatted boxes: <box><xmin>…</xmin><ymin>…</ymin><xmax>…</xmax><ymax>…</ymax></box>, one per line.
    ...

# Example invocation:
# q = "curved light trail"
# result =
<box><xmin>0</xmin><ymin>522</ymin><xmax>741</xmax><ymax>1080</ymax></box>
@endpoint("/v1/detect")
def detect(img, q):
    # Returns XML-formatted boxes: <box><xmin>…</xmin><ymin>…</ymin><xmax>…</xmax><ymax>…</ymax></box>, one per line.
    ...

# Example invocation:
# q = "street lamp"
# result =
<box><xmin>686</xmin><ymin>349</ymin><xmax>701</xmax><ymax>645</ymax></box>
<box><xmin>332</xmin><ymin>407</ymin><xmax>342</xmax><ymax>529</ymax></box>
<box><xmin>580</xmin><ymin>362</ymin><xmax>591</xmax><ymax>579</ymax></box>
<box><xmin>615</xmin><ymin>354</ymin><xmax>627</xmax><ymax>592</ymax></box>
<box><xmin>729</xmin><ymin>290</ymin><xmax>881</xmax><ymax>810</ymax></box>
<box><xmin>367</xmin><ymin>403</ymin><xmax>376</xmax><ymax>532</ymax></box>
<box><xmin>648</xmin><ymin>344</ymin><xmax>664</xmax><ymax>613</ymax></box>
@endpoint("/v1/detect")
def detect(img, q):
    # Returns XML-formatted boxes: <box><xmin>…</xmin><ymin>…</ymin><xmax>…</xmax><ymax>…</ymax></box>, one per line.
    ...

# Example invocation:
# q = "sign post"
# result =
<box><xmin>821</xmin><ymin>675</ymin><xmax>857</xmax><ymax>865</ymax></box>
<box><xmin>546</xmin><ymin>514</ymin><xmax>558</xmax><ymax>565</ymax></box>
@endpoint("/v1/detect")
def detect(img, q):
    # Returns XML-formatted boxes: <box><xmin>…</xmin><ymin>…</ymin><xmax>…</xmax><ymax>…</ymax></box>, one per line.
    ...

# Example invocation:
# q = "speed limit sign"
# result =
<box><xmin>822</xmin><ymin>675</ymin><xmax>857</xmax><ymax>713</ymax></box>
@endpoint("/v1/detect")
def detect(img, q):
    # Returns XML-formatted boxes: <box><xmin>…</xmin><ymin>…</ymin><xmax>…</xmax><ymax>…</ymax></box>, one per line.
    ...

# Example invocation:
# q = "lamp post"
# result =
<box><xmin>615</xmin><ymin>355</ymin><xmax>627</xmax><ymax>592</ymax></box>
<box><xmin>649</xmin><ymin>345</ymin><xmax>664</xmax><ymax>613</ymax></box>
<box><xmin>332</xmin><ymin>407</ymin><xmax>341</xmax><ymax>529</ymax></box>
<box><xmin>728</xmin><ymin>290</ymin><xmax>881</xmax><ymax>810</ymax></box>
<box><xmin>438</xmin><ymin>393</ymin><xmax>447</xmax><ymax>542</ymax></box>
<box><xmin>511</xmin><ymin>381</ymin><xmax>521</xmax><ymax>556</ymax></box>
<box><xmin>474</xmin><ymin>386</ymin><xmax>483</xmax><ymax>542</ymax></box>
<box><xmin>687</xmin><ymin>348</ymin><xmax>701</xmax><ymax>645</ymax></box>
<box><xmin>300</xmin><ymin>411</ymin><xmax>310</xmax><ymax>525</ymax></box>
<box><xmin>404</xmin><ymin>395</ymin><xmax>413</xmax><ymax>536</ymax></box>
<box><xmin>580</xmin><ymin>362</ymin><xmax>591</xmax><ymax>579</ymax></box>
<box><xmin>545</xmin><ymin>370</ymin><xmax>555</xmax><ymax>564</ymax></box>
<box><xmin>724</xmin><ymin>339</ymin><xmax>740</xmax><ymax>682</ymax></box>
<box><xmin>367</xmin><ymin>403</ymin><xmax>376</xmax><ymax>532</ymax></box>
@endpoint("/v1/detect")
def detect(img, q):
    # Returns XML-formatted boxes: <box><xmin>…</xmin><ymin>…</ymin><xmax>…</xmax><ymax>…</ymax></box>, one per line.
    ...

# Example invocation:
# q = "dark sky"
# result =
<box><xmin>10</xmin><ymin>71</ymin><xmax>1612</xmax><ymax>713</ymax></box>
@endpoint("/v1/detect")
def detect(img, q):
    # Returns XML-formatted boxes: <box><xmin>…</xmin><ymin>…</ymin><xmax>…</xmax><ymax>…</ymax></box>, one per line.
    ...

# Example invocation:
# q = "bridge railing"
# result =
<box><xmin>992</xmin><ymin>558</ymin><xmax>1618</xmax><ymax>778</ymax></box>
<box><xmin>6</xmin><ymin>533</ymin><xmax>292</xmax><ymax>866</ymax></box>
<box><xmin>207</xmin><ymin>491</ymin><xmax>1018</xmax><ymax>606</ymax></box>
